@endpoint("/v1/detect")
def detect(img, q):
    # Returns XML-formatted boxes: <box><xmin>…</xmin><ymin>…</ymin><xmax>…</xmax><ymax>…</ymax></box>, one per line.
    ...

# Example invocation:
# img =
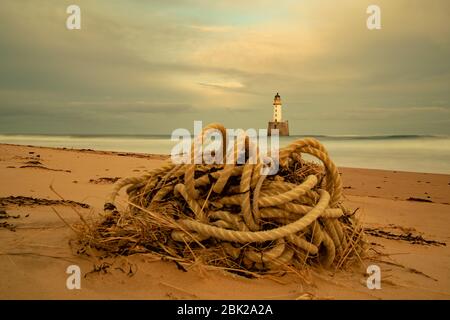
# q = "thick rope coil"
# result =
<box><xmin>98</xmin><ymin>123</ymin><xmax>364</xmax><ymax>272</ymax></box>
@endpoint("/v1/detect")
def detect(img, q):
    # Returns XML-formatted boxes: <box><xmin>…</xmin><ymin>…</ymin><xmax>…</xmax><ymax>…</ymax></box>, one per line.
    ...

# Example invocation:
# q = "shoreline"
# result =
<box><xmin>1</xmin><ymin>142</ymin><xmax>448</xmax><ymax>176</ymax></box>
<box><xmin>0</xmin><ymin>142</ymin><xmax>170</xmax><ymax>160</ymax></box>
<box><xmin>0</xmin><ymin>143</ymin><xmax>449</xmax><ymax>299</ymax></box>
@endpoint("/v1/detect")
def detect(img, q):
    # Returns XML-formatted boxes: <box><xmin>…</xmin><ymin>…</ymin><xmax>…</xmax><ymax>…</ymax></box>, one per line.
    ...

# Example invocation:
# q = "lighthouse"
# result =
<box><xmin>268</xmin><ymin>93</ymin><xmax>289</xmax><ymax>136</ymax></box>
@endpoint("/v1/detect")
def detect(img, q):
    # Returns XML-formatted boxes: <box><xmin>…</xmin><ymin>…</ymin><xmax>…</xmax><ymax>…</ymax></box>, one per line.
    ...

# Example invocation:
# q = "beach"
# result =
<box><xmin>0</xmin><ymin>143</ymin><xmax>449</xmax><ymax>300</ymax></box>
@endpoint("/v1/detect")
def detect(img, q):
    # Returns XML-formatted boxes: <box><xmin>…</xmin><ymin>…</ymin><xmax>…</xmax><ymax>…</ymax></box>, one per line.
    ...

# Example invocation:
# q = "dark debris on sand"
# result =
<box><xmin>0</xmin><ymin>209</ymin><xmax>18</xmax><ymax>231</ymax></box>
<box><xmin>0</xmin><ymin>196</ymin><xmax>90</xmax><ymax>209</ymax></box>
<box><xmin>406</xmin><ymin>197</ymin><xmax>433</xmax><ymax>203</ymax></box>
<box><xmin>89</xmin><ymin>177</ymin><xmax>121</xmax><ymax>184</ymax></box>
<box><xmin>364</xmin><ymin>227</ymin><xmax>446</xmax><ymax>246</ymax></box>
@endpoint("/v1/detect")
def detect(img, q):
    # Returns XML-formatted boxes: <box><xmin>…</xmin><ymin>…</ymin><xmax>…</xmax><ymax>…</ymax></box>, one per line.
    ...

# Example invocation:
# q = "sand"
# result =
<box><xmin>0</xmin><ymin>143</ymin><xmax>449</xmax><ymax>300</ymax></box>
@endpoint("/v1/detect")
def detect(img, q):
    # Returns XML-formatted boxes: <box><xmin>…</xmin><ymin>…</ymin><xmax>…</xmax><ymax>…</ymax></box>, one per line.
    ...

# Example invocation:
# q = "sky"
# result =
<box><xmin>0</xmin><ymin>0</ymin><xmax>449</xmax><ymax>135</ymax></box>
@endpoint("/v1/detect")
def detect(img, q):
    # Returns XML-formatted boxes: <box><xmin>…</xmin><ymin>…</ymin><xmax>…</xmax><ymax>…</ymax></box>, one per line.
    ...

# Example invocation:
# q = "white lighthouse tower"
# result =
<box><xmin>268</xmin><ymin>93</ymin><xmax>289</xmax><ymax>136</ymax></box>
<box><xmin>273</xmin><ymin>92</ymin><xmax>282</xmax><ymax>122</ymax></box>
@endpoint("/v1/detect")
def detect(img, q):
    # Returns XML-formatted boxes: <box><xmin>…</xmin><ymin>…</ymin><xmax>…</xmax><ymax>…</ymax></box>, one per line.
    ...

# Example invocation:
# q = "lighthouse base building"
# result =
<box><xmin>268</xmin><ymin>120</ymin><xmax>289</xmax><ymax>136</ymax></box>
<box><xmin>268</xmin><ymin>93</ymin><xmax>290</xmax><ymax>136</ymax></box>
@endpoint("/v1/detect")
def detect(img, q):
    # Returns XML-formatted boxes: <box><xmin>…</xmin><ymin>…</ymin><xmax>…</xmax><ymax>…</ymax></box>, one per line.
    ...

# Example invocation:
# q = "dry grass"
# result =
<box><xmin>73</xmin><ymin>157</ymin><xmax>366</xmax><ymax>278</ymax></box>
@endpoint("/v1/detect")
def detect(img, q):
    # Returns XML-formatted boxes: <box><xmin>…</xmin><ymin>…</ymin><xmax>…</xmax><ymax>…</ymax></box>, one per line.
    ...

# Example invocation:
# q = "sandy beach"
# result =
<box><xmin>0</xmin><ymin>143</ymin><xmax>449</xmax><ymax>300</ymax></box>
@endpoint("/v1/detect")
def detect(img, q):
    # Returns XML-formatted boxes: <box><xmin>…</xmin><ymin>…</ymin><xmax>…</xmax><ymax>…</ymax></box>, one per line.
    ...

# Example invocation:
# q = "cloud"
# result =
<box><xmin>189</xmin><ymin>25</ymin><xmax>236</xmax><ymax>33</ymax></box>
<box><xmin>0</xmin><ymin>0</ymin><xmax>449</xmax><ymax>134</ymax></box>
<box><xmin>198</xmin><ymin>81</ymin><xmax>244</xmax><ymax>89</ymax></box>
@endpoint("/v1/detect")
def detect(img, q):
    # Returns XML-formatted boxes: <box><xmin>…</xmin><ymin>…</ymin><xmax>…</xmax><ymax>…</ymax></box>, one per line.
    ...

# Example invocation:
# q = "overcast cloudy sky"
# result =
<box><xmin>0</xmin><ymin>0</ymin><xmax>449</xmax><ymax>135</ymax></box>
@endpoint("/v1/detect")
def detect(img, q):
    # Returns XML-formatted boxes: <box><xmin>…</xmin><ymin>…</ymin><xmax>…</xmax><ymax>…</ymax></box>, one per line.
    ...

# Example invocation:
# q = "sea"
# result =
<box><xmin>0</xmin><ymin>134</ymin><xmax>449</xmax><ymax>174</ymax></box>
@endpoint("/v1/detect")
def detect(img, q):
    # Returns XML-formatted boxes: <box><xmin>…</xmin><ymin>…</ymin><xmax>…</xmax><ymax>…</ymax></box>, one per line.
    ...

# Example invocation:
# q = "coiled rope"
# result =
<box><xmin>98</xmin><ymin>123</ymin><xmax>364</xmax><ymax>272</ymax></box>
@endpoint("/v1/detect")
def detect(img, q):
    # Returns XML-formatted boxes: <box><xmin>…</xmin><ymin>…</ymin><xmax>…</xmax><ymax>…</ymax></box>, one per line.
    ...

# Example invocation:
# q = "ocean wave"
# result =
<box><xmin>285</xmin><ymin>134</ymin><xmax>447</xmax><ymax>141</ymax></box>
<box><xmin>1</xmin><ymin>133</ymin><xmax>447</xmax><ymax>141</ymax></box>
